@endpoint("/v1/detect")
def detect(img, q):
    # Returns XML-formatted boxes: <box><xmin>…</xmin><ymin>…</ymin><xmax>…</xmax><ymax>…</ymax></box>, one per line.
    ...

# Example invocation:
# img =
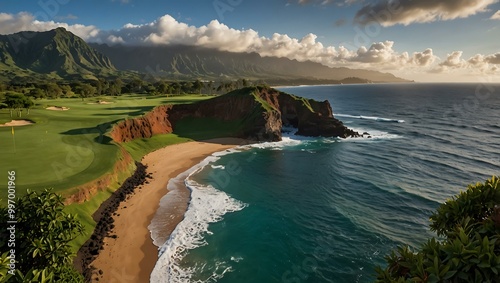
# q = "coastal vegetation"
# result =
<box><xmin>0</xmin><ymin>190</ymin><xmax>85</xmax><ymax>283</ymax></box>
<box><xmin>377</xmin><ymin>176</ymin><xmax>500</xmax><ymax>282</ymax></box>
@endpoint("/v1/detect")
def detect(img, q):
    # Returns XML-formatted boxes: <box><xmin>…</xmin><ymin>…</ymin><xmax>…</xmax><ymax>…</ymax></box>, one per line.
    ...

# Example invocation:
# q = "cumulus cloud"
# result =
<box><xmin>355</xmin><ymin>0</ymin><xmax>498</xmax><ymax>26</ymax></box>
<box><xmin>485</xmin><ymin>53</ymin><xmax>500</xmax><ymax>64</ymax></box>
<box><xmin>439</xmin><ymin>51</ymin><xmax>467</xmax><ymax>68</ymax></box>
<box><xmin>433</xmin><ymin>51</ymin><xmax>500</xmax><ymax>74</ymax></box>
<box><xmin>87</xmin><ymin>16</ymin><xmax>440</xmax><ymax>71</ymax></box>
<box><xmin>348</xmin><ymin>41</ymin><xmax>438</xmax><ymax>70</ymax></box>
<box><xmin>0</xmin><ymin>12</ymin><xmax>99</xmax><ymax>40</ymax></box>
<box><xmin>491</xmin><ymin>10</ymin><xmax>500</xmax><ymax>19</ymax></box>
<box><xmin>411</xmin><ymin>48</ymin><xmax>436</xmax><ymax>67</ymax></box>
<box><xmin>0</xmin><ymin>12</ymin><xmax>442</xmax><ymax>72</ymax></box>
<box><xmin>0</xmin><ymin>12</ymin><xmax>497</xmax><ymax>78</ymax></box>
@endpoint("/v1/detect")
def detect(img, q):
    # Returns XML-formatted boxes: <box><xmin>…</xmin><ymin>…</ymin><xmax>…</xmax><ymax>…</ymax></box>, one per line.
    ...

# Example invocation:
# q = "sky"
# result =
<box><xmin>0</xmin><ymin>0</ymin><xmax>499</xmax><ymax>82</ymax></box>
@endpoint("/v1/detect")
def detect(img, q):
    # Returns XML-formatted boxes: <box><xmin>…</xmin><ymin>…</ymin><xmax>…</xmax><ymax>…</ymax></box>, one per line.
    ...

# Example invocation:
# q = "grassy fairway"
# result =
<box><xmin>0</xmin><ymin>94</ymin><xmax>210</xmax><ymax>201</ymax></box>
<box><xmin>1</xmin><ymin>92</ymin><xmax>244</xmax><ymax>254</ymax></box>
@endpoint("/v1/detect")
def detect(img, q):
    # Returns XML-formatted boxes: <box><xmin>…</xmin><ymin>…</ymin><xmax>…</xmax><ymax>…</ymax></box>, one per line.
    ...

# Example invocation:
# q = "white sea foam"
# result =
<box><xmin>148</xmin><ymin>154</ymin><xmax>224</xmax><ymax>247</ymax></box>
<box><xmin>342</xmin><ymin>127</ymin><xmax>402</xmax><ymax>142</ymax></box>
<box><xmin>211</xmin><ymin>165</ymin><xmax>225</xmax><ymax>169</ymax></box>
<box><xmin>230</xmin><ymin>256</ymin><xmax>244</xmax><ymax>263</ymax></box>
<box><xmin>336</xmin><ymin>113</ymin><xmax>405</xmax><ymax>123</ymax></box>
<box><xmin>150</xmin><ymin>159</ymin><xmax>247</xmax><ymax>283</ymax></box>
<box><xmin>242</xmin><ymin>129</ymin><xmax>318</xmax><ymax>150</ymax></box>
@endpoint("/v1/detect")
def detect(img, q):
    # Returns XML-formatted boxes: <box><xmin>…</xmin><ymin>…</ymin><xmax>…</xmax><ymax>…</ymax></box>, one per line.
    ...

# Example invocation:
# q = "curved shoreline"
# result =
<box><xmin>87</xmin><ymin>138</ymin><xmax>247</xmax><ymax>282</ymax></box>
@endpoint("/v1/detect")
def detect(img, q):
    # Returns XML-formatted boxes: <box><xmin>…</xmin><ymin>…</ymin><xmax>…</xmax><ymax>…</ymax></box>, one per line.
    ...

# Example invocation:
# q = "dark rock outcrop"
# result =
<box><xmin>110</xmin><ymin>86</ymin><xmax>359</xmax><ymax>143</ymax></box>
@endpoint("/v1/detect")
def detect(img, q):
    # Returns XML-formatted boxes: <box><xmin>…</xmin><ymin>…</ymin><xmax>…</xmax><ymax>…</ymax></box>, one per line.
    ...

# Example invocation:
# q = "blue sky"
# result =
<box><xmin>0</xmin><ymin>0</ymin><xmax>499</xmax><ymax>81</ymax></box>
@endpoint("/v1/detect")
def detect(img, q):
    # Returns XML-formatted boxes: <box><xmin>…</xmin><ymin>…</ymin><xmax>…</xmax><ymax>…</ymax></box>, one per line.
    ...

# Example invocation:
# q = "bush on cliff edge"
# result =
<box><xmin>376</xmin><ymin>176</ymin><xmax>500</xmax><ymax>282</ymax></box>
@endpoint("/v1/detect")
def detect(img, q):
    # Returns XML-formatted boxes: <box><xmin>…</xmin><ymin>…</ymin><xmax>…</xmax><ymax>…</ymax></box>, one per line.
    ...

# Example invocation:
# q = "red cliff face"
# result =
<box><xmin>110</xmin><ymin>105</ymin><xmax>174</xmax><ymax>143</ymax></box>
<box><xmin>109</xmin><ymin>87</ymin><xmax>358</xmax><ymax>143</ymax></box>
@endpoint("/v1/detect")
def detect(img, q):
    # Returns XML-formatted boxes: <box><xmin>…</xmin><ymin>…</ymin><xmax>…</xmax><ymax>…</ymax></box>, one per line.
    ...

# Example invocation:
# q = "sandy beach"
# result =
<box><xmin>90</xmin><ymin>138</ymin><xmax>246</xmax><ymax>283</ymax></box>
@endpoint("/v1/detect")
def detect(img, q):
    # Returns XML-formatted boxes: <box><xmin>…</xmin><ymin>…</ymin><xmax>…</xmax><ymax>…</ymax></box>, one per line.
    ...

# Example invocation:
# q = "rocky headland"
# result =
<box><xmin>110</xmin><ymin>86</ymin><xmax>359</xmax><ymax>143</ymax></box>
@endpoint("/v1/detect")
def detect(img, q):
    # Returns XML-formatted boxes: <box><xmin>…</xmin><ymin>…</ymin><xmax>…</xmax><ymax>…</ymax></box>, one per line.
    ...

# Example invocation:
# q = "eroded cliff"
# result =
<box><xmin>109</xmin><ymin>86</ymin><xmax>359</xmax><ymax>143</ymax></box>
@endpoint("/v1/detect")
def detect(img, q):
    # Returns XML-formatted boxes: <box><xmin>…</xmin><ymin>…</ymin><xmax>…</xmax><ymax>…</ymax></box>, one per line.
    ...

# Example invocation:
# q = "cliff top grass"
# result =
<box><xmin>0</xmin><ymin>94</ymin><xmax>210</xmax><ymax>202</ymax></box>
<box><xmin>221</xmin><ymin>86</ymin><xmax>316</xmax><ymax>113</ymax></box>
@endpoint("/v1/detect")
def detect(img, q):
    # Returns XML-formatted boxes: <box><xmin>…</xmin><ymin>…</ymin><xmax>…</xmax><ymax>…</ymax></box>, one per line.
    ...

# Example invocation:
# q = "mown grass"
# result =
<box><xmin>1</xmin><ymin>90</ymin><xmax>250</xmax><ymax>255</ymax></box>
<box><xmin>0</xmin><ymin>94</ymin><xmax>213</xmax><ymax>254</ymax></box>
<box><xmin>0</xmin><ymin>94</ymin><xmax>210</xmax><ymax>201</ymax></box>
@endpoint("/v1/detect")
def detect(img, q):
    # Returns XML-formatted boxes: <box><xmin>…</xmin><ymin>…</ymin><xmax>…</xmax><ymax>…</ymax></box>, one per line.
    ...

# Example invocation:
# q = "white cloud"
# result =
<box><xmin>439</xmin><ymin>51</ymin><xmax>467</xmax><ymax>68</ymax></box>
<box><xmin>411</xmin><ymin>48</ymin><xmax>436</xmax><ymax>67</ymax></box>
<box><xmin>88</xmin><ymin>15</ymin><xmax>438</xmax><ymax>71</ymax></box>
<box><xmin>491</xmin><ymin>10</ymin><xmax>500</xmax><ymax>19</ymax></box>
<box><xmin>0</xmin><ymin>12</ymin><xmax>99</xmax><ymax>40</ymax></box>
<box><xmin>0</xmin><ymin>12</ymin><xmax>497</xmax><ymax>81</ymax></box>
<box><xmin>485</xmin><ymin>53</ymin><xmax>500</xmax><ymax>64</ymax></box>
<box><xmin>355</xmin><ymin>0</ymin><xmax>498</xmax><ymax>26</ymax></box>
<box><xmin>432</xmin><ymin>51</ymin><xmax>500</xmax><ymax>74</ymax></box>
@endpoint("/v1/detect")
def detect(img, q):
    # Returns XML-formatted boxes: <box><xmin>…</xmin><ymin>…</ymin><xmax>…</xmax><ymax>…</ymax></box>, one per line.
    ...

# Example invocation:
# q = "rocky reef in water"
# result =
<box><xmin>109</xmin><ymin>86</ymin><xmax>359</xmax><ymax>143</ymax></box>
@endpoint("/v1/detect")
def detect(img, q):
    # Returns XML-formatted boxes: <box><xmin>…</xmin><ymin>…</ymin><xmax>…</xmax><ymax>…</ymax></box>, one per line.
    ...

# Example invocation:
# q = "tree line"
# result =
<box><xmin>0</xmin><ymin>78</ymin><xmax>258</xmax><ymax>100</ymax></box>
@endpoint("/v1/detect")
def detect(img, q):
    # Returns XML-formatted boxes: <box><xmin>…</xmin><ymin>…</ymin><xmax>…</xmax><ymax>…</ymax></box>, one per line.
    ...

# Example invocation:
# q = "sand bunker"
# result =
<box><xmin>0</xmin><ymin>120</ymin><xmax>35</xmax><ymax>127</ymax></box>
<box><xmin>46</xmin><ymin>106</ymin><xmax>70</xmax><ymax>111</ymax></box>
<box><xmin>87</xmin><ymin>100</ymin><xmax>114</xmax><ymax>105</ymax></box>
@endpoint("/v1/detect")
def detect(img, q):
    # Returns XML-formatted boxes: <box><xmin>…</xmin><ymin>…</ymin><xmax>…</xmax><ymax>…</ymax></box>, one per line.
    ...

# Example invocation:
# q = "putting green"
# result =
<box><xmin>0</xmin><ymin>94</ymin><xmax>210</xmax><ymax>201</ymax></box>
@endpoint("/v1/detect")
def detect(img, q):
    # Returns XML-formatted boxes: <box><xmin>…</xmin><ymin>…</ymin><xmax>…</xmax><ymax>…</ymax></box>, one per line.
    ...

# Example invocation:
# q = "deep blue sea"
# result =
<box><xmin>150</xmin><ymin>83</ymin><xmax>500</xmax><ymax>283</ymax></box>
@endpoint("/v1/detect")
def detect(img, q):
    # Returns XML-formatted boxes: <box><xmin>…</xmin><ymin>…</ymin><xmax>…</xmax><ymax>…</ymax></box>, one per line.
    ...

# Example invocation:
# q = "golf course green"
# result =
<box><xmin>1</xmin><ymin>93</ymin><xmax>223</xmax><ymax>252</ymax></box>
<box><xmin>0</xmin><ymin>94</ymin><xmax>211</xmax><ymax>201</ymax></box>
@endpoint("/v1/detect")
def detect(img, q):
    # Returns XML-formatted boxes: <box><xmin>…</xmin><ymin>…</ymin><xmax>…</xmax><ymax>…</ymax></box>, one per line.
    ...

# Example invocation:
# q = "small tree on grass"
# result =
<box><xmin>3</xmin><ymin>93</ymin><xmax>33</xmax><ymax>117</ymax></box>
<box><xmin>376</xmin><ymin>176</ymin><xmax>500</xmax><ymax>282</ymax></box>
<box><xmin>0</xmin><ymin>190</ymin><xmax>85</xmax><ymax>282</ymax></box>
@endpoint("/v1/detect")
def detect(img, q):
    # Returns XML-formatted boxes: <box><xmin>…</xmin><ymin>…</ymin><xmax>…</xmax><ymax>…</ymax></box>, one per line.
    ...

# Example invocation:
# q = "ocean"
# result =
<box><xmin>149</xmin><ymin>83</ymin><xmax>500</xmax><ymax>283</ymax></box>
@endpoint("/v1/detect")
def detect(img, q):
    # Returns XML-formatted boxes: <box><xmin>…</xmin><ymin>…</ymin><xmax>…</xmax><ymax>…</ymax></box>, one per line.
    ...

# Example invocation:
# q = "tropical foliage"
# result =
<box><xmin>0</xmin><ymin>190</ymin><xmax>84</xmax><ymax>282</ymax></box>
<box><xmin>376</xmin><ymin>176</ymin><xmax>500</xmax><ymax>282</ymax></box>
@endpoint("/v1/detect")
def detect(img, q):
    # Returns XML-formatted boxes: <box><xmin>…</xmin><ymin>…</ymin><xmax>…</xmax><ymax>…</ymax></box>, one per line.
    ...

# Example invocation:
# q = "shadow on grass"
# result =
<box><xmin>60</xmin><ymin>120</ymin><xmax>121</xmax><ymax>145</ymax></box>
<box><xmin>91</xmin><ymin>112</ymin><xmax>142</xmax><ymax>117</ymax></box>
<box><xmin>89</xmin><ymin>106</ymin><xmax>158</xmax><ymax>117</ymax></box>
<box><xmin>103</xmin><ymin>106</ymin><xmax>156</xmax><ymax>112</ymax></box>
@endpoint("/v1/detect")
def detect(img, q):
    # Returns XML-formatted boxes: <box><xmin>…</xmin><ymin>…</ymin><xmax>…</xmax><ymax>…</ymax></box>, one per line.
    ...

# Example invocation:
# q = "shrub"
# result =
<box><xmin>0</xmin><ymin>190</ymin><xmax>85</xmax><ymax>282</ymax></box>
<box><xmin>376</xmin><ymin>176</ymin><xmax>500</xmax><ymax>282</ymax></box>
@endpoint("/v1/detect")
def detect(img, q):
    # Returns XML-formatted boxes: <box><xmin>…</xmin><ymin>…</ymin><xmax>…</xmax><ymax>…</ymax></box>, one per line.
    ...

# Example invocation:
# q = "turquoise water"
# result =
<box><xmin>151</xmin><ymin>83</ymin><xmax>500</xmax><ymax>283</ymax></box>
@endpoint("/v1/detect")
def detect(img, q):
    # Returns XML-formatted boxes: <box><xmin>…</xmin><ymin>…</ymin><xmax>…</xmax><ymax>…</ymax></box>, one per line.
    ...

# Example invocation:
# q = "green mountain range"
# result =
<box><xmin>90</xmin><ymin>43</ymin><xmax>409</xmax><ymax>84</ymax></box>
<box><xmin>0</xmin><ymin>28</ymin><xmax>410</xmax><ymax>84</ymax></box>
<box><xmin>0</xmin><ymin>28</ymin><xmax>116</xmax><ymax>81</ymax></box>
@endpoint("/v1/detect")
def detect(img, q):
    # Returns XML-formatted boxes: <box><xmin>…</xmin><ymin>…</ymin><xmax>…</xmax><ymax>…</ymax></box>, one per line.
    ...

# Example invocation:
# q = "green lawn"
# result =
<box><xmin>1</xmin><ymin>92</ymin><xmax>245</xmax><ymax>254</ymax></box>
<box><xmin>0</xmin><ymin>94</ymin><xmax>210</xmax><ymax>201</ymax></box>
